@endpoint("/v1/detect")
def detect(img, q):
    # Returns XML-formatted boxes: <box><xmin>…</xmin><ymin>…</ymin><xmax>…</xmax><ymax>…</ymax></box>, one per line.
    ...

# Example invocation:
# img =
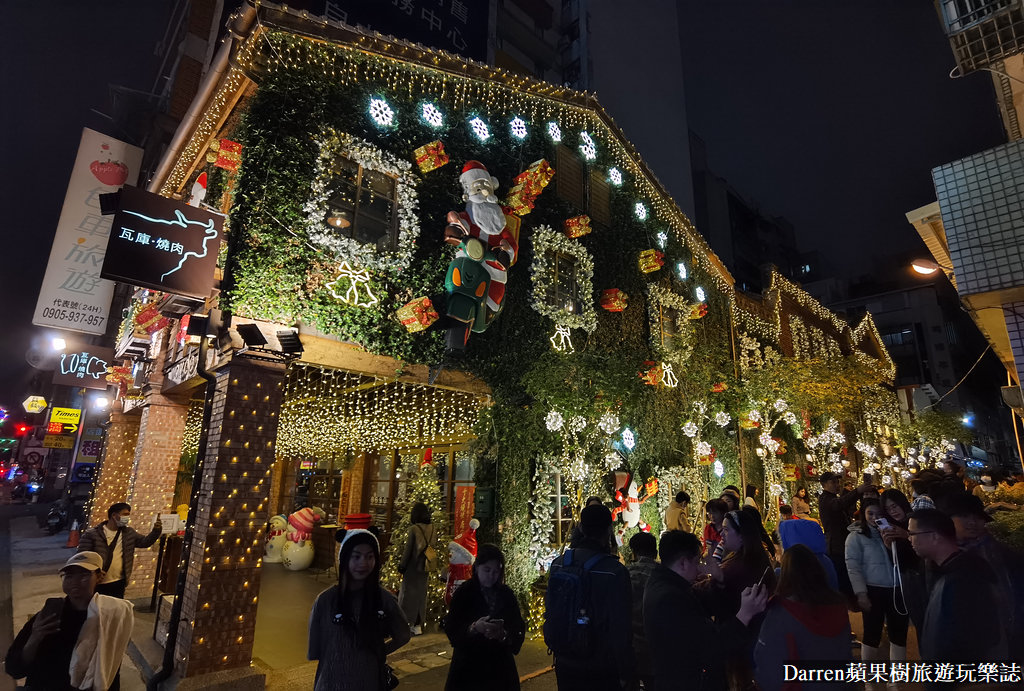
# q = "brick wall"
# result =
<box><xmin>175</xmin><ymin>356</ymin><xmax>286</xmax><ymax>677</ymax></box>
<box><xmin>90</xmin><ymin>411</ymin><xmax>141</xmax><ymax>525</ymax></box>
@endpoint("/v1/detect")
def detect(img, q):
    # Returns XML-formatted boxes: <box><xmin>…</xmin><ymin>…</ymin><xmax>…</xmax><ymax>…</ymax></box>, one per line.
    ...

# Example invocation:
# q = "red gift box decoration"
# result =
<box><xmin>600</xmin><ymin>288</ymin><xmax>629</xmax><ymax>312</ymax></box>
<box><xmin>688</xmin><ymin>302</ymin><xmax>708</xmax><ymax>319</ymax></box>
<box><xmin>638</xmin><ymin>249</ymin><xmax>665</xmax><ymax>273</ymax></box>
<box><xmin>134</xmin><ymin>304</ymin><xmax>169</xmax><ymax>335</ymax></box>
<box><xmin>506</xmin><ymin>158</ymin><xmax>554</xmax><ymax>216</ymax></box>
<box><xmin>564</xmin><ymin>214</ymin><xmax>592</xmax><ymax>239</ymax></box>
<box><xmin>413</xmin><ymin>140</ymin><xmax>449</xmax><ymax>173</ymax></box>
<box><xmin>397</xmin><ymin>296</ymin><xmax>440</xmax><ymax>332</ymax></box>
<box><xmin>213</xmin><ymin>139</ymin><xmax>242</xmax><ymax>172</ymax></box>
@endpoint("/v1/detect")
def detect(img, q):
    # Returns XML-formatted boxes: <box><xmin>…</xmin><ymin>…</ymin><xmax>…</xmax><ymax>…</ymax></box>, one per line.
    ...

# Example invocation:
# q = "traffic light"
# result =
<box><xmin>14</xmin><ymin>423</ymin><xmax>30</xmax><ymax>437</ymax></box>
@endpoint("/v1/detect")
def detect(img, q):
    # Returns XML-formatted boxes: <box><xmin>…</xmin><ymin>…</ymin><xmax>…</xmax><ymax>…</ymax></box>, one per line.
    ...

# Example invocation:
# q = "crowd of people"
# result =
<box><xmin>6</xmin><ymin>463</ymin><xmax>1021</xmax><ymax>690</ymax></box>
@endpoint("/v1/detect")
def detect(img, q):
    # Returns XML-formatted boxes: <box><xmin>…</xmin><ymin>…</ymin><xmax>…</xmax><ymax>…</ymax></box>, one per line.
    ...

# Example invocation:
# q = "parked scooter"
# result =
<box><xmin>46</xmin><ymin>501</ymin><xmax>68</xmax><ymax>535</ymax></box>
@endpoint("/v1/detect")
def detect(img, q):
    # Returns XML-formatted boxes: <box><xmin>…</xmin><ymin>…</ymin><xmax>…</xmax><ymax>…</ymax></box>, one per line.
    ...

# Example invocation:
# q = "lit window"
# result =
<box><xmin>323</xmin><ymin>155</ymin><xmax>398</xmax><ymax>251</ymax></box>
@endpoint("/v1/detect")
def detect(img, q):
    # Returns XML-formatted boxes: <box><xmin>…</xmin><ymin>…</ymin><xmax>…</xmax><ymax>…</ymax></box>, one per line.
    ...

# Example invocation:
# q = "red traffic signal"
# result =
<box><xmin>14</xmin><ymin>423</ymin><xmax>30</xmax><ymax>437</ymax></box>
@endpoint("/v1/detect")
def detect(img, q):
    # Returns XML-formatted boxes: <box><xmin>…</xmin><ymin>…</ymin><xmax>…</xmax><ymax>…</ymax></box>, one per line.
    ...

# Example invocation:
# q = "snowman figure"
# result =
<box><xmin>281</xmin><ymin>506</ymin><xmax>325</xmax><ymax>571</ymax></box>
<box><xmin>445</xmin><ymin>518</ymin><xmax>479</xmax><ymax>605</ymax></box>
<box><xmin>264</xmin><ymin>514</ymin><xmax>289</xmax><ymax>564</ymax></box>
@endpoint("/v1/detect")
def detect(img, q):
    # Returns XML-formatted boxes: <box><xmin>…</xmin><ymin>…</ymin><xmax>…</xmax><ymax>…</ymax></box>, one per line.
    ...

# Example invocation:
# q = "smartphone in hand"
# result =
<box><xmin>39</xmin><ymin>597</ymin><xmax>63</xmax><ymax>620</ymax></box>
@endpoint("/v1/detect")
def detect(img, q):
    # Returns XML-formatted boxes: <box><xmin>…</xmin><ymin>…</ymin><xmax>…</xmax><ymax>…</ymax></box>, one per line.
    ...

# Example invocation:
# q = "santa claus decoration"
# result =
<box><xmin>445</xmin><ymin>518</ymin><xmax>480</xmax><ymax>605</ymax></box>
<box><xmin>444</xmin><ymin>160</ymin><xmax>518</xmax><ymax>317</ymax></box>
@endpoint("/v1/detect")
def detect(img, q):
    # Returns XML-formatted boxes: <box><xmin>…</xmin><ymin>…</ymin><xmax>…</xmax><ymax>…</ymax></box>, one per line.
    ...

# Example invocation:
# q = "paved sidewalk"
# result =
<box><xmin>8</xmin><ymin>516</ymin><xmax>145</xmax><ymax>689</ymax></box>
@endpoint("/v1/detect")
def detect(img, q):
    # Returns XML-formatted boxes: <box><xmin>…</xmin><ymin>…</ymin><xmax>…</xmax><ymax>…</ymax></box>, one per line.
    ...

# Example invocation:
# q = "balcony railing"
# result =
<box><xmin>938</xmin><ymin>0</ymin><xmax>1024</xmax><ymax>73</ymax></box>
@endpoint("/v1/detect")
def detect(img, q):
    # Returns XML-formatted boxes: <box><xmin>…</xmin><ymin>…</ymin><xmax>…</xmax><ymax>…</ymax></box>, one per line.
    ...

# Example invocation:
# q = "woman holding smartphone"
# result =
<box><xmin>878</xmin><ymin>489</ymin><xmax>927</xmax><ymax>630</ymax></box>
<box><xmin>844</xmin><ymin>498</ymin><xmax>908</xmax><ymax>672</ymax></box>
<box><xmin>443</xmin><ymin>543</ymin><xmax>525</xmax><ymax>691</ymax></box>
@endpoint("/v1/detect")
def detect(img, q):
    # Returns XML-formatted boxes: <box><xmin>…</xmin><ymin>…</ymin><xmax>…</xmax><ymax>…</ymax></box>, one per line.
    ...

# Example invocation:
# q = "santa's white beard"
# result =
<box><xmin>465</xmin><ymin>193</ymin><xmax>506</xmax><ymax>237</ymax></box>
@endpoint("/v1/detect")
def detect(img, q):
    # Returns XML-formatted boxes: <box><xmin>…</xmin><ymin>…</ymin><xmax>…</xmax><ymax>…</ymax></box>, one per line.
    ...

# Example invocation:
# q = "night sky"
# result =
<box><xmin>0</xmin><ymin>1</ymin><xmax>1009</xmax><ymax>414</ymax></box>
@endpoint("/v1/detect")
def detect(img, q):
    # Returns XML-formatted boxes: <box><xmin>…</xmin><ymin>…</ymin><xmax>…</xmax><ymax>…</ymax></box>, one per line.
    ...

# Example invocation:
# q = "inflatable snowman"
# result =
<box><xmin>445</xmin><ymin>518</ymin><xmax>479</xmax><ymax>605</ymax></box>
<box><xmin>281</xmin><ymin>506</ymin><xmax>325</xmax><ymax>571</ymax></box>
<box><xmin>264</xmin><ymin>514</ymin><xmax>289</xmax><ymax>564</ymax></box>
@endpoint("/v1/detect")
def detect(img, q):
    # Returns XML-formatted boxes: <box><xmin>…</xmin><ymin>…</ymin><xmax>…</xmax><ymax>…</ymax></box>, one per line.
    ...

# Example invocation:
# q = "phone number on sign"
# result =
<box><xmin>39</xmin><ymin>308</ymin><xmax>106</xmax><ymax>328</ymax></box>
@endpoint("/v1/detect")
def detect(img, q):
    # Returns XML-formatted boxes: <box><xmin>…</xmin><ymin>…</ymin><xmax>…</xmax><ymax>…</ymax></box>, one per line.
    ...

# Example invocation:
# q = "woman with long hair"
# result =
<box><xmin>878</xmin><ymin>488</ymin><xmax>927</xmax><ymax>630</ymax></box>
<box><xmin>844</xmin><ymin>498</ymin><xmax>909</xmax><ymax>673</ymax></box>
<box><xmin>792</xmin><ymin>486</ymin><xmax>812</xmax><ymax>519</ymax></box>
<box><xmin>754</xmin><ymin>545</ymin><xmax>852</xmax><ymax>691</ymax></box>
<box><xmin>309</xmin><ymin>528</ymin><xmax>410</xmax><ymax>691</ymax></box>
<box><xmin>398</xmin><ymin>502</ymin><xmax>436</xmax><ymax>635</ymax></box>
<box><xmin>443</xmin><ymin>544</ymin><xmax>526</xmax><ymax>690</ymax></box>
<box><xmin>744</xmin><ymin>483</ymin><xmax>760</xmax><ymax>510</ymax></box>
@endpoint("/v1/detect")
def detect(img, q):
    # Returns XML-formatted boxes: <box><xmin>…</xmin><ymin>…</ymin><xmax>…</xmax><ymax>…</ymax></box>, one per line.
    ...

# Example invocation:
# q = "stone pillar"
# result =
<box><xmin>124</xmin><ymin>331</ymin><xmax>192</xmax><ymax>599</ymax></box>
<box><xmin>175</xmin><ymin>356</ymin><xmax>286</xmax><ymax>677</ymax></box>
<box><xmin>90</xmin><ymin>410</ymin><xmax>141</xmax><ymax>525</ymax></box>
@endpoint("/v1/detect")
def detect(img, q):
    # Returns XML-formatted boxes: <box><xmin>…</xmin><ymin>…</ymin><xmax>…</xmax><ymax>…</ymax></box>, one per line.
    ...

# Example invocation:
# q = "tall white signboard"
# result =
<box><xmin>32</xmin><ymin>128</ymin><xmax>144</xmax><ymax>334</ymax></box>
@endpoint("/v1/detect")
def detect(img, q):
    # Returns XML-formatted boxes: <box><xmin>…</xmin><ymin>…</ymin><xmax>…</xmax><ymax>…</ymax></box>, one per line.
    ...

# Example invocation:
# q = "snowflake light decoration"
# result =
<box><xmin>420</xmin><ymin>102</ymin><xmax>444</xmax><ymax>128</ymax></box>
<box><xmin>368</xmin><ymin>98</ymin><xmax>395</xmax><ymax>127</ymax></box>
<box><xmin>568</xmin><ymin>416</ymin><xmax>587</xmax><ymax>433</ymax></box>
<box><xmin>469</xmin><ymin>117</ymin><xmax>490</xmax><ymax>141</ymax></box>
<box><xmin>783</xmin><ymin>411</ymin><xmax>798</xmax><ymax>425</ymax></box>
<box><xmin>608</xmin><ymin>167</ymin><xmax>623</xmax><ymax>186</ymax></box>
<box><xmin>832</xmin><ymin>462</ymin><xmax>844</xmax><ymax>472</ymax></box>
<box><xmin>773</xmin><ymin>399</ymin><xmax>789</xmax><ymax>412</ymax></box>
<box><xmin>882</xmin><ymin>475</ymin><xmax>893</xmax><ymax>485</ymax></box>
<box><xmin>854</xmin><ymin>441</ymin><xmax>878</xmax><ymax>459</ymax></box>
<box><xmin>901</xmin><ymin>471</ymin><xmax>912</xmax><ymax>480</ymax></box>
<box><xmin>603</xmin><ymin>451</ymin><xmax>623</xmax><ymax>470</ymax></box>
<box><xmin>509</xmin><ymin>117</ymin><xmax>528</xmax><ymax>139</ymax></box>
<box><xmin>769</xmin><ymin>483</ymin><xmax>784</xmax><ymax>497</ymax></box>
<box><xmin>579</xmin><ymin>131</ymin><xmax>597</xmax><ymax>160</ymax></box>
<box><xmin>759</xmin><ymin>433</ymin><xmax>780</xmax><ymax>454</ymax></box>
<box><xmin>634</xmin><ymin>202</ymin><xmax>648</xmax><ymax>220</ymax></box>
<box><xmin>545</xmin><ymin>410</ymin><xmax>564</xmax><ymax>432</ymax></box>
<box><xmin>656</xmin><ymin>231</ymin><xmax>668</xmax><ymax>248</ymax></box>
<box><xmin>598</xmin><ymin>412</ymin><xmax>620</xmax><ymax>435</ymax></box>
<box><xmin>713</xmin><ymin>460</ymin><xmax>725</xmax><ymax>478</ymax></box>
<box><xmin>696</xmin><ymin>441</ymin><xmax>713</xmax><ymax>457</ymax></box>
<box><xmin>695</xmin><ymin>286</ymin><xmax>706</xmax><ymax>301</ymax></box>
<box><xmin>621</xmin><ymin>428</ymin><xmax>636</xmax><ymax>451</ymax></box>
<box><xmin>547</xmin><ymin>121</ymin><xmax>562</xmax><ymax>142</ymax></box>
<box><xmin>747</xmin><ymin>409</ymin><xmax>762</xmax><ymax>423</ymax></box>
<box><xmin>715</xmin><ymin>411</ymin><xmax>731</xmax><ymax>427</ymax></box>
<box><xmin>682</xmin><ymin>421</ymin><xmax>699</xmax><ymax>438</ymax></box>
<box><xmin>676</xmin><ymin>262</ymin><xmax>687</xmax><ymax>280</ymax></box>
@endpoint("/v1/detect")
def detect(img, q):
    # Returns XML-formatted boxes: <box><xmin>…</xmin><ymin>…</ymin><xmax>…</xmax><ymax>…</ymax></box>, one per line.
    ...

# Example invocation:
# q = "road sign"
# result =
<box><xmin>50</xmin><ymin>407</ymin><xmax>81</xmax><ymax>426</ymax></box>
<box><xmin>22</xmin><ymin>396</ymin><xmax>47</xmax><ymax>413</ymax></box>
<box><xmin>43</xmin><ymin>434</ymin><xmax>76</xmax><ymax>449</ymax></box>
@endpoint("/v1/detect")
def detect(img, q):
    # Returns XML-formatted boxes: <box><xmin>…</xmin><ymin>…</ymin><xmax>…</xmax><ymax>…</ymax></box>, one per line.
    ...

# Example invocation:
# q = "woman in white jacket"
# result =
<box><xmin>845</xmin><ymin>499</ymin><xmax>908</xmax><ymax>677</ymax></box>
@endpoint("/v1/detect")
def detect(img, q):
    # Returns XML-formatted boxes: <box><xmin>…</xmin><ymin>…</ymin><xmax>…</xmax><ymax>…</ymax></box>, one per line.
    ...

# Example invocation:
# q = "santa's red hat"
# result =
<box><xmin>460</xmin><ymin>160</ymin><xmax>497</xmax><ymax>187</ymax></box>
<box><xmin>449</xmin><ymin>518</ymin><xmax>480</xmax><ymax>562</ymax></box>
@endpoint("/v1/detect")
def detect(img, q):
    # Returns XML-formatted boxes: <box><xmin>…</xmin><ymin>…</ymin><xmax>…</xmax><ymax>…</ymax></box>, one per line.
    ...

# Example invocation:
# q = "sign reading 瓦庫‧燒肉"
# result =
<box><xmin>101</xmin><ymin>186</ymin><xmax>223</xmax><ymax>299</ymax></box>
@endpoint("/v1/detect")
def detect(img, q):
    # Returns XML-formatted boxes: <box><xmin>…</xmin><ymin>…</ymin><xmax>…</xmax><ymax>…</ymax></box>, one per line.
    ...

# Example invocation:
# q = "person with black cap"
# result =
<box><xmin>817</xmin><ymin>471</ymin><xmax>871</xmax><ymax>606</ymax></box>
<box><xmin>545</xmin><ymin>503</ymin><xmax>636</xmax><ymax>691</ymax></box>
<box><xmin>943</xmin><ymin>493</ymin><xmax>1024</xmax><ymax>661</ymax></box>
<box><xmin>308</xmin><ymin>528</ymin><xmax>410</xmax><ymax>691</ymax></box>
<box><xmin>5</xmin><ymin>551</ymin><xmax>134</xmax><ymax>690</ymax></box>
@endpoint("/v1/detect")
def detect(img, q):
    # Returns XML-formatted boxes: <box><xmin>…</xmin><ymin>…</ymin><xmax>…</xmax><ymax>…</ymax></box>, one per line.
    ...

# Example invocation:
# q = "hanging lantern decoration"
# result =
<box><xmin>563</xmin><ymin>214</ymin><xmax>592</xmax><ymax>239</ymax></box>
<box><xmin>413</xmin><ymin>140</ymin><xmax>449</xmax><ymax>173</ymax></box>
<box><xmin>134</xmin><ymin>304</ymin><xmax>169</xmax><ymax>335</ymax></box>
<box><xmin>638</xmin><ymin>249</ymin><xmax>665</xmax><ymax>274</ymax></box>
<box><xmin>600</xmin><ymin>289</ymin><xmax>628</xmax><ymax>312</ymax></box>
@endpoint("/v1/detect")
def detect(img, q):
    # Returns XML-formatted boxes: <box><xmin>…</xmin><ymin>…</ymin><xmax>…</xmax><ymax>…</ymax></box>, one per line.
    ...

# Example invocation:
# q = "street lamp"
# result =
<box><xmin>910</xmin><ymin>258</ymin><xmax>952</xmax><ymax>276</ymax></box>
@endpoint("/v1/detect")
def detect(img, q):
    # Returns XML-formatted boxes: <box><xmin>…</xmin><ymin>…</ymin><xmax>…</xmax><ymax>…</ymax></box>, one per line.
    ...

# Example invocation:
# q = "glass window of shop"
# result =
<box><xmin>293</xmin><ymin>452</ymin><xmax>350</xmax><ymax>515</ymax></box>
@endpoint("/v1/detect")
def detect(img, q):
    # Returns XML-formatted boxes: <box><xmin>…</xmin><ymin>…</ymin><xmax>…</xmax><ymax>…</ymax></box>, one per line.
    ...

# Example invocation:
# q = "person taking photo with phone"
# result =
<box><xmin>5</xmin><ymin>551</ymin><xmax>134</xmax><ymax>690</ymax></box>
<box><xmin>443</xmin><ymin>543</ymin><xmax>525</xmax><ymax>691</ymax></box>
<box><xmin>845</xmin><ymin>498</ymin><xmax>908</xmax><ymax>679</ymax></box>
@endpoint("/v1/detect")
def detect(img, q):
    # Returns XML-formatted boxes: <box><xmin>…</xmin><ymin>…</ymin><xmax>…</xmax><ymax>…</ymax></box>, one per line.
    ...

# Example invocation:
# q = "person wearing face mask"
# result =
<box><xmin>78</xmin><ymin>502</ymin><xmax>161</xmax><ymax>598</ymax></box>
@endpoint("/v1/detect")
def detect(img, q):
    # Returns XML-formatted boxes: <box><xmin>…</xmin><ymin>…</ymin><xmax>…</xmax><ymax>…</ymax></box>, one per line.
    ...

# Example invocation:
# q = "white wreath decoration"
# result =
<box><xmin>646</xmin><ymin>284</ymin><xmax>698</xmax><ymax>366</ymax></box>
<box><xmin>302</xmin><ymin>129</ymin><xmax>421</xmax><ymax>274</ymax></box>
<box><xmin>529</xmin><ymin>225</ymin><xmax>597</xmax><ymax>332</ymax></box>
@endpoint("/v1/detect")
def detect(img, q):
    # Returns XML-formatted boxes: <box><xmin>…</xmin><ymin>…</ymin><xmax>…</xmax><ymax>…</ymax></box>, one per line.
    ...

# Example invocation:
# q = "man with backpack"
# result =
<box><xmin>544</xmin><ymin>503</ymin><xmax>637</xmax><ymax>691</ymax></box>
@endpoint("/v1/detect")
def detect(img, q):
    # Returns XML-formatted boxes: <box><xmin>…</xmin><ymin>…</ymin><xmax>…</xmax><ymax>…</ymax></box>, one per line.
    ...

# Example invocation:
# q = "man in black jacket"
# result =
<box><xmin>644</xmin><ymin>531</ymin><xmax>768</xmax><ymax>691</ymax></box>
<box><xmin>78</xmin><ymin>502</ymin><xmax>161</xmax><ymax>598</ymax></box>
<box><xmin>546</xmin><ymin>503</ymin><xmax>636</xmax><ymax>691</ymax></box>
<box><xmin>818</xmin><ymin>472</ymin><xmax>870</xmax><ymax>603</ymax></box>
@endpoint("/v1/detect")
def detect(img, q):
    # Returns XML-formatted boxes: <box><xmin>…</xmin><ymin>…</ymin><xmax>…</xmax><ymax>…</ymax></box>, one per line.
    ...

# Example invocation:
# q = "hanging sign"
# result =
<box><xmin>32</xmin><ymin>128</ymin><xmax>143</xmax><ymax>335</ymax></box>
<box><xmin>101</xmin><ymin>186</ymin><xmax>223</xmax><ymax>299</ymax></box>
<box><xmin>51</xmin><ymin>345</ymin><xmax>114</xmax><ymax>390</ymax></box>
<box><xmin>50</xmin><ymin>407</ymin><xmax>82</xmax><ymax>427</ymax></box>
<box><xmin>22</xmin><ymin>396</ymin><xmax>48</xmax><ymax>413</ymax></box>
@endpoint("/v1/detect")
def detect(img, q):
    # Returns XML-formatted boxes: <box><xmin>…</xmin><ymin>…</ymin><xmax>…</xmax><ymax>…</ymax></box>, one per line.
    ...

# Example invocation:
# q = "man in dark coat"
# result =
<box><xmin>78</xmin><ymin>502</ymin><xmax>161</xmax><ymax>598</ymax></box>
<box><xmin>643</xmin><ymin>530</ymin><xmax>768</xmax><ymax>691</ymax></box>
<box><xmin>545</xmin><ymin>504</ymin><xmax>636</xmax><ymax>691</ymax></box>
<box><xmin>817</xmin><ymin>472</ymin><xmax>869</xmax><ymax>603</ymax></box>
<box><xmin>908</xmin><ymin>509</ymin><xmax>1005</xmax><ymax>669</ymax></box>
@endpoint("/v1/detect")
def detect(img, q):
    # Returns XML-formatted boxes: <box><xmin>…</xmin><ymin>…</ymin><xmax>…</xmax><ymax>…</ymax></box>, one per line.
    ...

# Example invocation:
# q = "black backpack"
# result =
<box><xmin>543</xmin><ymin>548</ymin><xmax>606</xmax><ymax>658</ymax></box>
